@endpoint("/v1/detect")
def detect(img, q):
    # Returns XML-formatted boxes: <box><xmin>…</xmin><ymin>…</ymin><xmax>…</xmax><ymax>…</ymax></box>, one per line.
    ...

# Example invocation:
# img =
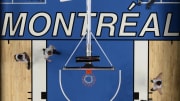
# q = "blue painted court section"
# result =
<box><xmin>47</xmin><ymin>40</ymin><xmax>133</xmax><ymax>101</ymax></box>
<box><xmin>140</xmin><ymin>0</ymin><xmax>161</xmax><ymax>2</ymax></box>
<box><xmin>163</xmin><ymin>0</ymin><xmax>180</xmax><ymax>2</ymax></box>
<box><xmin>1</xmin><ymin>0</ymin><xmax>180</xmax><ymax>40</ymax></box>
<box><xmin>140</xmin><ymin>0</ymin><xmax>180</xmax><ymax>3</ymax></box>
<box><xmin>14</xmin><ymin>0</ymin><xmax>40</xmax><ymax>2</ymax></box>
<box><xmin>0</xmin><ymin>0</ymin><xmax>12</xmax><ymax>3</ymax></box>
<box><xmin>0</xmin><ymin>0</ymin><xmax>44</xmax><ymax>3</ymax></box>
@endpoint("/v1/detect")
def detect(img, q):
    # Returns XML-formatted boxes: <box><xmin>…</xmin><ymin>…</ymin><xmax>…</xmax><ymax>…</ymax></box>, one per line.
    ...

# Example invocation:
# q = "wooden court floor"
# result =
<box><xmin>149</xmin><ymin>41</ymin><xmax>180</xmax><ymax>101</ymax></box>
<box><xmin>0</xmin><ymin>40</ymin><xmax>180</xmax><ymax>101</ymax></box>
<box><xmin>0</xmin><ymin>40</ymin><xmax>31</xmax><ymax>101</ymax></box>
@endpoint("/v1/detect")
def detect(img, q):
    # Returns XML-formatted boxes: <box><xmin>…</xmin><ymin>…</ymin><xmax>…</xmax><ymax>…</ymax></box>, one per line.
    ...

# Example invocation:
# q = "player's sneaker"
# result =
<box><xmin>27</xmin><ymin>62</ymin><xmax>31</xmax><ymax>70</ymax></box>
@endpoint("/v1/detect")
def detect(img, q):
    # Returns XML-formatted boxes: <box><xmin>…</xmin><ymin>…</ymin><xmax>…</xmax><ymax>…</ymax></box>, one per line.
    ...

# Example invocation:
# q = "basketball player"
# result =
<box><xmin>14</xmin><ymin>52</ymin><xmax>31</xmax><ymax>70</ymax></box>
<box><xmin>146</xmin><ymin>0</ymin><xmax>156</xmax><ymax>9</ymax></box>
<box><xmin>137</xmin><ymin>0</ymin><xmax>142</xmax><ymax>5</ymax></box>
<box><xmin>43</xmin><ymin>45</ymin><xmax>61</xmax><ymax>62</ymax></box>
<box><xmin>137</xmin><ymin>0</ymin><xmax>156</xmax><ymax>9</ymax></box>
<box><xmin>150</xmin><ymin>72</ymin><xmax>162</xmax><ymax>95</ymax></box>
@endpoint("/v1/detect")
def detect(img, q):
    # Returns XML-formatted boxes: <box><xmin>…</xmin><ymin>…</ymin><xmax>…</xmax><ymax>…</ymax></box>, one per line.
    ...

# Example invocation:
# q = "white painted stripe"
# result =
<box><xmin>128</xmin><ymin>2</ymin><xmax>136</xmax><ymax>11</ymax></box>
<box><xmin>59</xmin><ymin>70</ymin><xmax>71</xmax><ymax>101</ymax></box>
<box><xmin>63</xmin><ymin>67</ymin><xmax>114</xmax><ymax>70</ymax></box>
<box><xmin>134</xmin><ymin>41</ymin><xmax>148</xmax><ymax>101</ymax></box>
<box><xmin>60</xmin><ymin>0</ymin><xmax>71</xmax><ymax>2</ymax></box>
<box><xmin>0</xmin><ymin>2</ymin><xmax>46</xmax><ymax>4</ymax></box>
<box><xmin>33</xmin><ymin>40</ymin><xmax>47</xmax><ymax>101</ymax></box>
<box><xmin>140</xmin><ymin>1</ymin><xmax>180</xmax><ymax>4</ymax></box>
<box><xmin>110</xmin><ymin>70</ymin><xmax>121</xmax><ymax>101</ymax></box>
<box><xmin>0</xmin><ymin>0</ymin><xmax>46</xmax><ymax>4</ymax></box>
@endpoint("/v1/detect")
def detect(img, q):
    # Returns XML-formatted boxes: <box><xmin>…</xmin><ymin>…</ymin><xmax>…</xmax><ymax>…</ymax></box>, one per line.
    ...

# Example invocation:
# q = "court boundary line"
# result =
<box><xmin>140</xmin><ymin>1</ymin><xmax>180</xmax><ymax>4</ymax></box>
<box><xmin>110</xmin><ymin>70</ymin><xmax>122</xmax><ymax>101</ymax></box>
<box><xmin>59</xmin><ymin>70</ymin><xmax>71</xmax><ymax>101</ymax></box>
<box><xmin>134</xmin><ymin>41</ymin><xmax>149</xmax><ymax>100</ymax></box>
<box><xmin>32</xmin><ymin>40</ymin><xmax>47</xmax><ymax>101</ymax></box>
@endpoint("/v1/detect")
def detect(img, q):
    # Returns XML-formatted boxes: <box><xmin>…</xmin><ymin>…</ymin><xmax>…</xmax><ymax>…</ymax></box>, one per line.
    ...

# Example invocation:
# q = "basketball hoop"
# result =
<box><xmin>82</xmin><ymin>70</ymin><xmax>96</xmax><ymax>87</ymax></box>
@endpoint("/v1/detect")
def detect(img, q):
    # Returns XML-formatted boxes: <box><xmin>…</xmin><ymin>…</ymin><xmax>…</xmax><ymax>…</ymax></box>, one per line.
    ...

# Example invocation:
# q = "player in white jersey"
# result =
<box><xmin>43</xmin><ymin>45</ymin><xmax>61</xmax><ymax>62</ymax></box>
<box><xmin>14</xmin><ymin>52</ymin><xmax>30</xmax><ymax>70</ymax></box>
<box><xmin>150</xmin><ymin>72</ymin><xmax>162</xmax><ymax>95</ymax></box>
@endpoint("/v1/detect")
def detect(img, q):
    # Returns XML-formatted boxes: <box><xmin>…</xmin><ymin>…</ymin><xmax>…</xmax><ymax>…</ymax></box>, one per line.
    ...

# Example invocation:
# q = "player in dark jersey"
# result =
<box><xmin>137</xmin><ymin>0</ymin><xmax>156</xmax><ymax>9</ymax></box>
<box><xmin>14</xmin><ymin>52</ymin><xmax>31</xmax><ymax>70</ymax></box>
<box><xmin>150</xmin><ymin>72</ymin><xmax>162</xmax><ymax>95</ymax></box>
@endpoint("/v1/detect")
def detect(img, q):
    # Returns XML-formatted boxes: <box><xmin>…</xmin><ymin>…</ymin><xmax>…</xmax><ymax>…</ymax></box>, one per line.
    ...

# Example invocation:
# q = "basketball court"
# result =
<box><xmin>1</xmin><ymin>40</ymin><xmax>179</xmax><ymax>101</ymax></box>
<box><xmin>0</xmin><ymin>0</ymin><xmax>180</xmax><ymax>101</ymax></box>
